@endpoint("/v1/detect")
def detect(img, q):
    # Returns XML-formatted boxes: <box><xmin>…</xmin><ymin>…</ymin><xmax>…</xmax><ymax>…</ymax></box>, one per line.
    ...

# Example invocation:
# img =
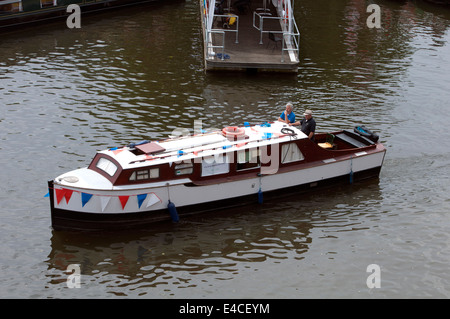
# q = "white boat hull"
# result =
<box><xmin>49</xmin><ymin>149</ymin><xmax>385</xmax><ymax>231</ymax></box>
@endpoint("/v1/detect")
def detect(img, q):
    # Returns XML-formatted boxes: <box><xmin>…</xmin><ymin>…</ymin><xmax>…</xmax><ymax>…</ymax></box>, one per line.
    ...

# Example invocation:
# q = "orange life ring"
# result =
<box><xmin>222</xmin><ymin>126</ymin><xmax>245</xmax><ymax>140</ymax></box>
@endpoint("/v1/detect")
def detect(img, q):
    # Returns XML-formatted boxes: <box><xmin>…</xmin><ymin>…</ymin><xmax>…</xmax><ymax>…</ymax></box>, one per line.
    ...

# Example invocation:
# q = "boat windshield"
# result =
<box><xmin>96</xmin><ymin>157</ymin><xmax>118</xmax><ymax>176</ymax></box>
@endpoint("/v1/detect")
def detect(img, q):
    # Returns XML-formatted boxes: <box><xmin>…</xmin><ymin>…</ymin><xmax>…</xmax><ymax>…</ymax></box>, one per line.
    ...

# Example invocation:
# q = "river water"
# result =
<box><xmin>1</xmin><ymin>0</ymin><xmax>449</xmax><ymax>299</ymax></box>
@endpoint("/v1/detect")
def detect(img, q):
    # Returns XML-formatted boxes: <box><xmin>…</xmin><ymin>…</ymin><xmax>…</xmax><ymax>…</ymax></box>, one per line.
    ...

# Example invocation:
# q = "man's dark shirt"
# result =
<box><xmin>300</xmin><ymin>117</ymin><xmax>316</xmax><ymax>139</ymax></box>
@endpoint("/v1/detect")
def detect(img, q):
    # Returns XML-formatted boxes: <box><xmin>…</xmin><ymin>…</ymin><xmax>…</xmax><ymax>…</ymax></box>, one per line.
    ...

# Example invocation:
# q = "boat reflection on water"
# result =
<box><xmin>45</xmin><ymin>177</ymin><xmax>382</xmax><ymax>295</ymax></box>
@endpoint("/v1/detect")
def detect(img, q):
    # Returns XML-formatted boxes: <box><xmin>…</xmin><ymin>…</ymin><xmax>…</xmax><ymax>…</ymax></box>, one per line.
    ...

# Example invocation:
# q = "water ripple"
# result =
<box><xmin>1</xmin><ymin>0</ymin><xmax>450</xmax><ymax>298</ymax></box>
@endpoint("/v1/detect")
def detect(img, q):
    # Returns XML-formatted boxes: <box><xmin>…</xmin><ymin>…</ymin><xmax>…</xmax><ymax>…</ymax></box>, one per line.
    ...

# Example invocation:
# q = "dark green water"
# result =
<box><xmin>1</xmin><ymin>0</ymin><xmax>449</xmax><ymax>298</ymax></box>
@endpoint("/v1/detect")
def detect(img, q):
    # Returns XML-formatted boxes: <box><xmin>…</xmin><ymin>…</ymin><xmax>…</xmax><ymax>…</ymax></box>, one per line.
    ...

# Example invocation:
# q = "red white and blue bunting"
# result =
<box><xmin>48</xmin><ymin>187</ymin><xmax>162</xmax><ymax>211</ymax></box>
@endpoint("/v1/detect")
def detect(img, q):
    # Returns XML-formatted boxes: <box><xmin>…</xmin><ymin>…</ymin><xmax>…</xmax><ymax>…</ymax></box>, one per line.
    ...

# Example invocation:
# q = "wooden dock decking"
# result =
<box><xmin>201</xmin><ymin>0</ymin><xmax>300</xmax><ymax>73</ymax></box>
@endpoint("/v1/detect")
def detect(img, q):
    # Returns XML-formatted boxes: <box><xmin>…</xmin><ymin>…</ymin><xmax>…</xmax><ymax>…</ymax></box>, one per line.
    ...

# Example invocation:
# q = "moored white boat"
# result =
<box><xmin>48</xmin><ymin>121</ymin><xmax>386</xmax><ymax>231</ymax></box>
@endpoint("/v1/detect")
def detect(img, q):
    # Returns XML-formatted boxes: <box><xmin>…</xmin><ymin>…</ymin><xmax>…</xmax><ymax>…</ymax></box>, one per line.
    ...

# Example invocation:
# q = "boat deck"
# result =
<box><xmin>101</xmin><ymin>121</ymin><xmax>307</xmax><ymax>169</ymax></box>
<box><xmin>203</xmin><ymin>1</ymin><xmax>299</xmax><ymax>72</ymax></box>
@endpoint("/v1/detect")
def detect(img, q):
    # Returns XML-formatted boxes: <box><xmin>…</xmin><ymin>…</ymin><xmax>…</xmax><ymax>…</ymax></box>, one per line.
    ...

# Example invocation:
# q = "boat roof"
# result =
<box><xmin>99</xmin><ymin>122</ymin><xmax>307</xmax><ymax>170</ymax></box>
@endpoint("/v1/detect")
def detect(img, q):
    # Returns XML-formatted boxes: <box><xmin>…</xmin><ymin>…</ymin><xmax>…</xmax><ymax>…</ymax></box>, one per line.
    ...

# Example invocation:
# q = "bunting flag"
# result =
<box><xmin>81</xmin><ymin>193</ymin><xmax>93</xmax><ymax>207</ymax></box>
<box><xmin>55</xmin><ymin>188</ymin><xmax>65</xmax><ymax>204</ymax></box>
<box><xmin>50</xmin><ymin>187</ymin><xmax>162</xmax><ymax>211</ymax></box>
<box><xmin>55</xmin><ymin>188</ymin><xmax>73</xmax><ymax>204</ymax></box>
<box><xmin>64</xmin><ymin>189</ymin><xmax>73</xmax><ymax>203</ymax></box>
<box><xmin>137</xmin><ymin>194</ymin><xmax>147</xmax><ymax>208</ymax></box>
<box><xmin>273</xmin><ymin>132</ymin><xmax>282</xmax><ymax>137</ymax></box>
<box><xmin>119</xmin><ymin>196</ymin><xmax>129</xmax><ymax>210</ymax></box>
<box><xmin>146</xmin><ymin>193</ymin><xmax>161</xmax><ymax>208</ymax></box>
<box><xmin>112</xmin><ymin>149</ymin><xmax>124</xmax><ymax>155</ymax></box>
<box><xmin>100</xmin><ymin>196</ymin><xmax>110</xmax><ymax>212</ymax></box>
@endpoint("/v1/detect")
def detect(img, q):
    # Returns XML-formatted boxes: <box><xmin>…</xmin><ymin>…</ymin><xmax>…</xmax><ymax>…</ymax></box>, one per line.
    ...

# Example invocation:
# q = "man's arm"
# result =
<box><xmin>278</xmin><ymin>111</ymin><xmax>288</xmax><ymax>123</ymax></box>
<box><xmin>308</xmin><ymin>121</ymin><xmax>316</xmax><ymax>139</ymax></box>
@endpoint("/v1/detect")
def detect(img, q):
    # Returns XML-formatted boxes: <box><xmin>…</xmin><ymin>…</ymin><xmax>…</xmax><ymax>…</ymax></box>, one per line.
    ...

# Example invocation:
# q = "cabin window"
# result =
<box><xmin>174</xmin><ymin>162</ymin><xmax>193</xmax><ymax>176</ymax></box>
<box><xmin>96</xmin><ymin>157</ymin><xmax>118</xmax><ymax>176</ymax></box>
<box><xmin>281</xmin><ymin>143</ymin><xmax>304</xmax><ymax>164</ymax></box>
<box><xmin>201</xmin><ymin>154</ymin><xmax>230</xmax><ymax>177</ymax></box>
<box><xmin>237</xmin><ymin>148</ymin><xmax>260</xmax><ymax>171</ymax></box>
<box><xmin>0</xmin><ymin>1</ymin><xmax>21</xmax><ymax>13</ymax></box>
<box><xmin>129</xmin><ymin>168</ymin><xmax>159</xmax><ymax>181</ymax></box>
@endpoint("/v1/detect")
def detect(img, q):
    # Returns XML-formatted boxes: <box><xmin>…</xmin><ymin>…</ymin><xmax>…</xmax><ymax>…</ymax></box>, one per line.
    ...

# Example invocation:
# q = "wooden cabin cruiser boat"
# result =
<box><xmin>48</xmin><ymin>121</ymin><xmax>386</xmax><ymax>231</ymax></box>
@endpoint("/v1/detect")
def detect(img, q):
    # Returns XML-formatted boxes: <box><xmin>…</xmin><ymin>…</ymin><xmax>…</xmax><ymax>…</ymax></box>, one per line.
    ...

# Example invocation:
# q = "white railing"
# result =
<box><xmin>204</xmin><ymin>13</ymin><xmax>239</xmax><ymax>60</ymax></box>
<box><xmin>253</xmin><ymin>11</ymin><xmax>300</xmax><ymax>63</ymax></box>
<box><xmin>206</xmin><ymin>29</ymin><xmax>225</xmax><ymax>60</ymax></box>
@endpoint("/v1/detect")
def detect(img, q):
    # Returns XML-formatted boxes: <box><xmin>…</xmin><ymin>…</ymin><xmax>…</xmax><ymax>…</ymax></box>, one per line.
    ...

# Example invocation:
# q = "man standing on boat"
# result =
<box><xmin>278</xmin><ymin>103</ymin><xmax>296</xmax><ymax>124</ymax></box>
<box><xmin>291</xmin><ymin>109</ymin><xmax>316</xmax><ymax>141</ymax></box>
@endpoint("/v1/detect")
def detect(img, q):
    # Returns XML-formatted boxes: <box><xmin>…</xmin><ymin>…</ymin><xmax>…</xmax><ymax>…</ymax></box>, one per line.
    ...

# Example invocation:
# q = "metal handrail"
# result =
<box><xmin>206</xmin><ymin>30</ymin><xmax>225</xmax><ymax>60</ymax></box>
<box><xmin>204</xmin><ymin>13</ymin><xmax>239</xmax><ymax>60</ymax></box>
<box><xmin>282</xmin><ymin>17</ymin><xmax>300</xmax><ymax>63</ymax></box>
<box><xmin>253</xmin><ymin>11</ymin><xmax>300</xmax><ymax>63</ymax></box>
<box><xmin>253</xmin><ymin>13</ymin><xmax>280</xmax><ymax>44</ymax></box>
<box><xmin>213</xmin><ymin>14</ymin><xmax>239</xmax><ymax>44</ymax></box>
